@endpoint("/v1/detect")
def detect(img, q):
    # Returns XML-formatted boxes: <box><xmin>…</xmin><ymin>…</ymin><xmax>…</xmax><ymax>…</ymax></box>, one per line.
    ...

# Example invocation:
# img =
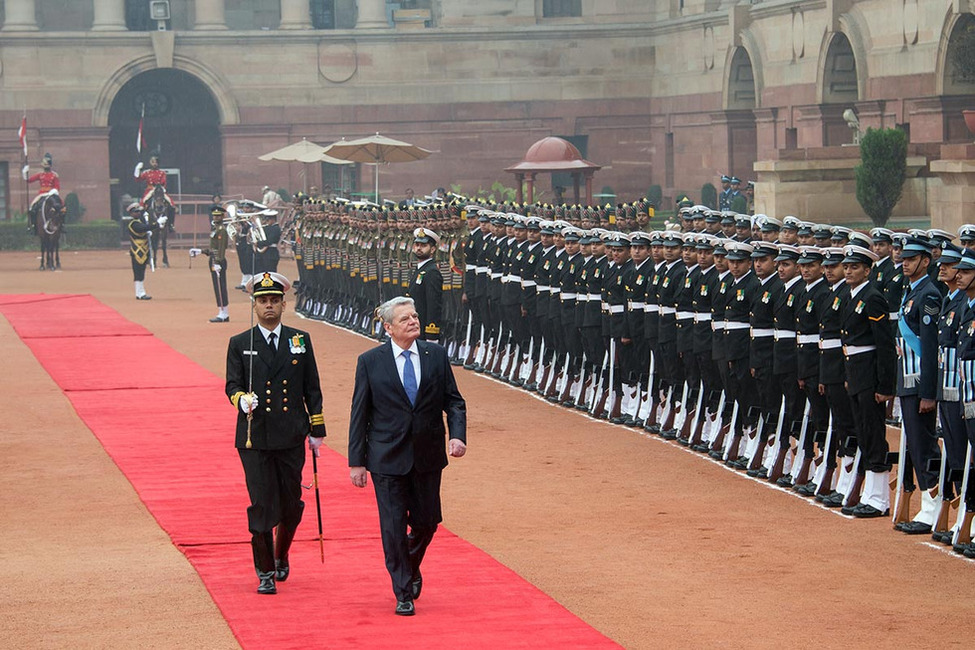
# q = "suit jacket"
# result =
<box><xmin>348</xmin><ymin>340</ymin><xmax>467</xmax><ymax>475</ymax></box>
<box><xmin>225</xmin><ymin>324</ymin><xmax>325</xmax><ymax>450</ymax></box>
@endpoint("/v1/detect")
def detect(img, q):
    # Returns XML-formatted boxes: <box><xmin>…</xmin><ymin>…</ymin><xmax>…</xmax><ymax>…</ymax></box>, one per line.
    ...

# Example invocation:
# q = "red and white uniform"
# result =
<box><xmin>28</xmin><ymin>170</ymin><xmax>60</xmax><ymax>208</ymax></box>
<box><xmin>137</xmin><ymin>168</ymin><xmax>173</xmax><ymax>206</ymax></box>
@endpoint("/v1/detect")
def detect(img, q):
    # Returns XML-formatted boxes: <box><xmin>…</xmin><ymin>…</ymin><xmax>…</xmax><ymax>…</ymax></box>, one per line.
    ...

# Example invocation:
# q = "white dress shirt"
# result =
<box><xmin>390</xmin><ymin>338</ymin><xmax>421</xmax><ymax>388</ymax></box>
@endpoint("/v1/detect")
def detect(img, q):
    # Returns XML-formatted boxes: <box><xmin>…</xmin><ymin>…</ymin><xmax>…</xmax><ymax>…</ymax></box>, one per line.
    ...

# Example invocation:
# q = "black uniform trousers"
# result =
<box><xmin>371</xmin><ymin>469</ymin><xmax>442</xmax><ymax>601</ymax></box>
<box><xmin>938</xmin><ymin>400</ymin><xmax>967</xmax><ymax>497</ymax></box>
<box><xmin>848</xmin><ymin>387</ymin><xmax>892</xmax><ymax>473</ymax></box>
<box><xmin>238</xmin><ymin>444</ymin><xmax>306</xmax><ymax>535</ymax></box>
<box><xmin>899</xmin><ymin>394</ymin><xmax>940</xmax><ymax>491</ymax></box>
<box><xmin>211</xmin><ymin>266</ymin><xmax>229</xmax><ymax>308</ymax></box>
<box><xmin>130</xmin><ymin>254</ymin><xmax>148</xmax><ymax>282</ymax></box>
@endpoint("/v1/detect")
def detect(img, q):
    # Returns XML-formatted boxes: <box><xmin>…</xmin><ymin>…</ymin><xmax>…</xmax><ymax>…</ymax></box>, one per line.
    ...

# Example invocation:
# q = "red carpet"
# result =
<box><xmin>1</xmin><ymin>294</ymin><xmax>618</xmax><ymax>649</ymax></box>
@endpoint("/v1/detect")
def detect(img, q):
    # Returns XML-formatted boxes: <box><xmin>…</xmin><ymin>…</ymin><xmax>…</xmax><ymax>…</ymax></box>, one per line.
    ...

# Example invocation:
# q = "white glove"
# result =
<box><xmin>308</xmin><ymin>436</ymin><xmax>324</xmax><ymax>457</ymax></box>
<box><xmin>21</xmin><ymin>165</ymin><xmax>29</xmax><ymax>181</ymax></box>
<box><xmin>134</xmin><ymin>162</ymin><xmax>143</xmax><ymax>177</ymax></box>
<box><xmin>238</xmin><ymin>392</ymin><xmax>257</xmax><ymax>414</ymax></box>
<box><xmin>157</xmin><ymin>216</ymin><xmax>168</xmax><ymax>227</ymax></box>
<box><xmin>212</xmin><ymin>263</ymin><xmax>222</xmax><ymax>273</ymax></box>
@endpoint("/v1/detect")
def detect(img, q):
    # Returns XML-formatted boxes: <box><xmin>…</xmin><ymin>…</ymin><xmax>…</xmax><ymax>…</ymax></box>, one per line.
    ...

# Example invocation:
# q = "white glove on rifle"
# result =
<box><xmin>134</xmin><ymin>162</ymin><xmax>143</xmax><ymax>177</ymax></box>
<box><xmin>238</xmin><ymin>392</ymin><xmax>258</xmax><ymax>414</ymax></box>
<box><xmin>157</xmin><ymin>215</ymin><xmax>168</xmax><ymax>227</ymax></box>
<box><xmin>308</xmin><ymin>436</ymin><xmax>324</xmax><ymax>457</ymax></box>
<box><xmin>22</xmin><ymin>165</ymin><xmax>29</xmax><ymax>181</ymax></box>
<box><xmin>212</xmin><ymin>263</ymin><xmax>222</xmax><ymax>274</ymax></box>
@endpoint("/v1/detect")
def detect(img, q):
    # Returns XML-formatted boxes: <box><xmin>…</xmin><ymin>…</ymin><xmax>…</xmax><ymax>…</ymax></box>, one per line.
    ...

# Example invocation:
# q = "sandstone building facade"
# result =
<box><xmin>0</xmin><ymin>0</ymin><xmax>972</xmax><ymax>230</ymax></box>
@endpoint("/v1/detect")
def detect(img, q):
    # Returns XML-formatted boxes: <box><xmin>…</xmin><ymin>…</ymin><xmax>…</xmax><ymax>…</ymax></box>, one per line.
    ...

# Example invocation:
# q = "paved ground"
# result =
<box><xmin>2</xmin><ymin>249</ymin><xmax>973</xmax><ymax>649</ymax></box>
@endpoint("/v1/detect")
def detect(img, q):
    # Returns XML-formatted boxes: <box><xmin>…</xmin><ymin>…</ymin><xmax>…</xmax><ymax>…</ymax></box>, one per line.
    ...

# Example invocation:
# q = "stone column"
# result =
<box><xmin>356</xmin><ymin>0</ymin><xmax>390</xmax><ymax>29</ymax></box>
<box><xmin>195</xmin><ymin>0</ymin><xmax>228</xmax><ymax>30</ymax></box>
<box><xmin>279</xmin><ymin>0</ymin><xmax>312</xmax><ymax>29</ymax></box>
<box><xmin>92</xmin><ymin>0</ymin><xmax>126</xmax><ymax>30</ymax></box>
<box><xmin>3</xmin><ymin>0</ymin><xmax>39</xmax><ymax>31</ymax></box>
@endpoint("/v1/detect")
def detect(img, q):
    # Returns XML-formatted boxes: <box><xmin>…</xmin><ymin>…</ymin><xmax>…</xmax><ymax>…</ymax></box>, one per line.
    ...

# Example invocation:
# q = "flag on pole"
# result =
<box><xmin>136</xmin><ymin>104</ymin><xmax>145</xmax><ymax>153</ymax></box>
<box><xmin>18</xmin><ymin>115</ymin><xmax>27</xmax><ymax>157</ymax></box>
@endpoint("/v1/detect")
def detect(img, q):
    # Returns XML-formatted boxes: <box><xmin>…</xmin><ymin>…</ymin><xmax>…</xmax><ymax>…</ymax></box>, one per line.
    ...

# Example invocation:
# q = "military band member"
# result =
<box><xmin>125</xmin><ymin>201</ymin><xmax>153</xmax><ymax>300</ymax></box>
<box><xmin>225</xmin><ymin>272</ymin><xmax>326</xmax><ymax>595</ymax></box>
<box><xmin>839</xmin><ymin>245</ymin><xmax>897</xmax><ymax>518</ymax></box>
<box><xmin>206</xmin><ymin>205</ymin><xmax>231</xmax><ymax>322</ymax></box>
<box><xmin>25</xmin><ymin>152</ymin><xmax>61</xmax><ymax>235</ymax></box>
<box><xmin>407</xmin><ymin>228</ymin><xmax>444</xmax><ymax>343</ymax></box>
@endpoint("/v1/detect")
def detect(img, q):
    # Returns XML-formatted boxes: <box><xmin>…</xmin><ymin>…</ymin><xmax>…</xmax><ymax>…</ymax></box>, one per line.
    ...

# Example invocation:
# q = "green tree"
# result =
<box><xmin>64</xmin><ymin>192</ymin><xmax>86</xmax><ymax>224</ymax></box>
<box><xmin>646</xmin><ymin>184</ymin><xmax>662</xmax><ymax>209</ymax></box>
<box><xmin>854</xmin><ymin>127</ymin><xmax>907</xmax><ymax>227</ymax></box>
<box><xmin>700</xmin><ymin>182</ymin><xmax>717</xmax><ymax>209</ymax></box>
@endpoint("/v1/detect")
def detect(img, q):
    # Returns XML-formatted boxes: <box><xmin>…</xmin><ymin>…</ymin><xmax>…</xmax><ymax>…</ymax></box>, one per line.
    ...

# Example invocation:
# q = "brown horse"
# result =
<box><xmin>148</xmin><ymin>185</ymin><xmax>175</xmax><ymax>268</ymax></box>
<box><xmin>37</xmin><ymin>191</ymin><xmax>65</xmax><ymax>271</ymax></box>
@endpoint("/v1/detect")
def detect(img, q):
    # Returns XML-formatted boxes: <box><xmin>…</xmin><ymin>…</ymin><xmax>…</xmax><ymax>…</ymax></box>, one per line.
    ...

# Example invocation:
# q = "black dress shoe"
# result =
<box><xmin>411</xmin><ymin>571</ymin><xmax>423</xmax><ymax>600</ymax></box>
<box><xmin>822</xmin><ymin>493</ymin><xmax>845</xmax><ymax>508</ymax></box>
<box><xmin>690</xmin><ymin>443</ymin><xmax>710</xmax><ymax>453</ymax></box>
<box><xmin>964</xmin><ymin>545</ymin><xmax>975</xmax><ymax>559</ymax></box>
<box><xmin>795</xmin><ymin>482</ymin><xmax>817</xmax><ymax>497</ymax></box>
<box><xmin>395</xmin><ymin>599</ymin><xmax>415</xmax><ymax>616</ymax></box>
<box><xmin>775</xmin><ymin>476</ymin><xmax>794</xmax><ymax>488</ymax></box>
<box><xmin>661</xmin><ymin>429</ymin><xmax>678</xmax><ymax>440</ymax></box>
<box><xmin>851</xmin><ymin>503</ymin><xmax>889</xmax><ymax>518</ymax></box>
<box><xmin>209</xmin><ymin>316</ymin><xmax>229</xmax><ymax>323</ymax></box>
<box><xmin>646</xmin><ymin>424</ymin><xmax>662</xmax><ymax>435</ymax></box>
<box><xmin>275</xmin><ymin>559</ymin><xmax>290</xmax><ymax>582</ymax></box>
<box><xmin>899</xmin><ymin>520</ymin><xmax>932</xmax><ymax>535</ymax></box>
<box><xmin>708</xmin><ymin>450</ymin><xmax>724</xmax><ymax>460</ymax></box>
<box><xmin>257</xmin><ymin>571</ymin><xmax>277</xmax><ymax>595</ymax></box>
<box><xmin>951</xmin><ymin>542</ymin><xmax>971</xmax><ymax>555</ymax></box>
<box><xmin>932</xmin><ymin>530</ymin><xmax>953</xmax><ymax>545</ymax></box>
<box><xmin>136</xmin><ymin>295</ymin><xmax>152</xmax><ymax>300</ymax></box>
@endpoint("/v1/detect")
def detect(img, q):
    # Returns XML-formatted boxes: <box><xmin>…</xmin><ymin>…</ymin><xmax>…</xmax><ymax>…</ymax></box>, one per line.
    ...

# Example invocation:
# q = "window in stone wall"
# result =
<box><xmin>0</xmin><ymin>162</ymin><xmax>7</xmax><ymax>220</ymax></box>
<box><xmin>543</xmin><ymin>0</ymin><xmax>582</xmax><ymax>18</ymax></box>
<box><xmin>38</xmin><ymin>0</ymin><xmax>93</xmax><ymax>30</ymax></box>
<box><xmin>321</xmin><ymin>161</ymin><xmax>359</xmax><ymax>199</ymax></box>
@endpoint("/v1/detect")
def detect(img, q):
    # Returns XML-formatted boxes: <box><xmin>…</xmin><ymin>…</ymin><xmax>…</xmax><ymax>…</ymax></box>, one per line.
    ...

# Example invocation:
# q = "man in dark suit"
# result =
<box><xmin>225</xmin><ymin>272</ymin><xmax>327</xmax><ymax>595</ymax></box>
<box><xmin>407</xmin><ymin>227</ymin><xmax>444</xmax><ymax>343</ymax></box>
<box><xmin>348</xmin><ymin>296</ymin><xmax>467</xmax><ymax>616</ymax></box>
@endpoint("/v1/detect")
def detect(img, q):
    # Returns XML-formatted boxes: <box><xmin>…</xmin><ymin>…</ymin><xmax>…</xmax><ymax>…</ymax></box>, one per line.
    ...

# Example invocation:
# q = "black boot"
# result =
<box><xmin>252</xmin><ymin>531</ymin><xmax>277</xmax><ymax>594</ymax></box>
<box><xmin>274</xmin><ymin>523</ymin><xmax>298</xmax><ymax>582</ymax></box>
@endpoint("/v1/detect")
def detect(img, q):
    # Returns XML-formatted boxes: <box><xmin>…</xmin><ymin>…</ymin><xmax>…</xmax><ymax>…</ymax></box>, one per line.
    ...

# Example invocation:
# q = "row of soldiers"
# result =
<box><xmin>287</xmin><ymin>197</ymin><xmax>975</xmax><ymax>558</ymax></box>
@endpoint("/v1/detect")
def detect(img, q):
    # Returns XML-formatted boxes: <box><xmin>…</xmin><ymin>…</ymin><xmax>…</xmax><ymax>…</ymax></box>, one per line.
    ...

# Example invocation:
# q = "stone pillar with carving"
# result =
<box><xmin>356</xmin><ymin>0</ymin><xmax>390</xmax><ymax>29</ymax></box>
<box><xmin>92</xmin><ymin>0</ymin><xmax>126</xmax><ymax>31</ymax></box>
<box><xmin>195</xmin><ymin>0</ymin><xmax>228</xmax><ymax>30</ymax></box>
<box><xmin>279</xmin><ymin>0</ymin><xmax>312</xmax><ymax>29</ymax></box>
<box><xmin>3</xmin><ymin>0</ymin><xmax>39</xmax><ymax>31</ymax></box>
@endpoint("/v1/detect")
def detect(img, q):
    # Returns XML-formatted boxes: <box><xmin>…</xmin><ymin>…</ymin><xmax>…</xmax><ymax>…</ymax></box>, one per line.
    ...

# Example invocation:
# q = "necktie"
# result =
<box><xmin>402</xmin><ymin>350</ymin><xmax>417</xmax><ymax>405</ymax></box>
<box><xmin>268</xmin><ymin>332</ymin><xmax>277</xmax><ymax>351</ymax></box>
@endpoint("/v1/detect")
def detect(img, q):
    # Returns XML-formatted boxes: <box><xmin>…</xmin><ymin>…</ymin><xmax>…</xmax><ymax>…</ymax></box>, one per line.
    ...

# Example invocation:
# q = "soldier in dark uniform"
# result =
<box><xmin>686</xmin><ymin>234</ymin><xmax>720</xmax><ymax>446</ymax></box>
<box><xmin>697</xmin><ymin>238</ymin><xmax>733</xmax><ymax>452</ymax></box>
<box><xmin>517</xmin><ymin>217</ymin><xmax>545</xmax><ymax>385</ymax></box>
<box><xmin>892</xmin><ymin>237</ymin><xmax>943</xmax><ymax>534</ymax></box>
<box><xmin>932</xmin><ymin>244</ymin><xmax>968</xmax><ymax>544</ymax></box>
<box><xmin>738</xmin><ymin>242</ymin><xmax>782</xmax><ymax>472</ymax></box>
<box><xmin>792</xmin><ymin>247</ymin><xmax>832</xmax><ymax>496</ymax></box>
<box><xmin>407</xmin><ymin>227</ymin><xmax>444</xmax><ymax>343</ymax></box>
<box><xmin>254</xmin><ymin>210</ymin><xmax>282</xmax><ymax>274</ymax></box>
<box><xmin>650</xmin><ymin>231</ymin><xmax>686</xmax><ymax>436</ymax></box>
<box><xmin>838</xmin><ymin>245</ymin><xmax>897</xmax><ymax>518</ymax></box>
<box><xmin>603</xmin><ymin>233</ymin><xmax>632</xmax><ymax>419</ymax></box>
<box><xmin>125</xmin><ymin>201</ymin><xmax>153</xmax><ymax>300</ymax></box>
<box><xmin>619</xmin><ymin>231</ymin><xmax>653</xmax><ymax>424</ymax></box>
<box><xmin>716</xmin><ymin>241</ymin><xmax>759</xmax><ymax>461</ymax></box>
<box><xmin>578</xmin><ymin>231</ymin><xmax>609</xmax><ymax>408</ymax></box>
<box><xmin>225</xmin><ymin>272</ymin><xmax>327</xmax><ymax>595</ymax></box>
<box><xmin>817</xmin><ymin>248</ymin><xmax>859</xmax><ymax>507</ymax></box>
<box><xmin>205</xmin><ymin>204</ymin><xmax>231</xmax><ymax>322</ymax></box>
<box><xmin>461</xmin><ymin>209</ymin><xmax>486</xmax><ymax>364</ymax></box>
<box><xmin>951</xmin><ymin>251</ymin><xmax>975</xmax><ymax>556</ymax></box>
<box><xmin>671</xmin><ymin>234</ymin><xmax>701</xmax><ymax>436</ymax></box>
<box><xmin>527</xmin><ymin>221</ymin><xmax>558</xmax><ymax>388</ymax></box>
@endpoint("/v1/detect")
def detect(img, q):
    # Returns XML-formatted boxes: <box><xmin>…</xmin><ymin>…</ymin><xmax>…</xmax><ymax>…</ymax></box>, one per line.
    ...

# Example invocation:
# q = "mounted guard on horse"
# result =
<box><xmin>25</xmin><ymin>152</ymin><xmax>66</xmax><ymax>270</ymax></box>
<box><xmin>25</xmin><ymin>152</ymin><xmax>63</xmax><ymax>235</ymax></box>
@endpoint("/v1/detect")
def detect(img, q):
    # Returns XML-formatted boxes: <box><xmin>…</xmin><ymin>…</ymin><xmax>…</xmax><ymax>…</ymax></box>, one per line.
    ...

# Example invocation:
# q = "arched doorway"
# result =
<box><xmin>723</xmin><ymin>46</ymin><xmax>758</xmax><ymax>187</ymax></box>
<box><xmin>107</xmin><ymin>69</ymin><xmax>222</xmax><ymax>218</ymax></box>
<box><xmin>822</xmin><ymin>33</ymin><xmax>859</xmax><ymax>104</ymax></box>
<box><xmin>941</xmin><ymin>13</ymin><xmax>975</xmax><ymax>142</ymax></box>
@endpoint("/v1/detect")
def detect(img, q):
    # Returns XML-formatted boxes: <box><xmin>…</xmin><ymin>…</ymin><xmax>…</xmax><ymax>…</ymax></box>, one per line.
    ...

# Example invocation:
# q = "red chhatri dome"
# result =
<box><xmin>524</xmin><ymin>137</ymin><xmax>583</xmax><ymax>163</ymax></box>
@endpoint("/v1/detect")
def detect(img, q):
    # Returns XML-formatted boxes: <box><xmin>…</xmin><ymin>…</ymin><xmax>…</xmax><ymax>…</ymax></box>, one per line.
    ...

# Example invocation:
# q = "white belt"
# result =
<box><xmin>773</xmin><ymin>330</ymin><xmax>796</xmax><ymax>340</ymax></box>
<box><xmin>844</xmin><ymin>344</ymin><xmax>876</xmax><ymax>356</ymax></box>
<box><xmin>644</xmin><ymin>304</ymin><xmax>659</xmax><ymax>313</ymax></box>
<box><xmin>676</xmin><ymin>311</ymin><xmax>695</xmax><ymax>320</ymax></box>
<box><xmin>465</xmin><ymin>263</ymin><xmax>474</xmax><ymax>272</ymax></box>
<box><xmin>889</xmin><ymin>312</ymin><xmax>899</xmax><ymax>321</ymax></box>
<box><xmin>751</xmin><ymin>328</ymin><xmax>774</xmax><ymax>338</ymax></box>
<box><xmin>601</xmin><ymin>301</ymin><xmax>610</xmax><ymax>311</ymax></box>
<box><xmin>490</xmin><ymin>273</ymin><xmax>502</xmax><ymax>279</ymax></box>
<box><xmin>659</xmin><ymin>307</ymin><xmax>676</xmax><ymax>315</ymax></box>
<box><xmin>712</xmin><ymin>321</ymin><xmax>726</xmax><ymax>331</ymax></box>
<box><xmin>819</xmin><ymin>338</ymin><xmax>842</xmax><ymax>350</ymax></box>
<box><xmin>576</xmin><ymin>295</ymin><xmax>590</xmax><ymax>302</ymax></box>
<box><xmin>475</xmin><ymin>266</ymin><xmax>489</xmax><ymax>274</ymax></box>
<box><xmin>522</xmin><ymin>280</ymin><xmax>537</xmax><ymax>288</ymax></box>
<box><xmin>797</xmin><ymin>334</ymin><xmax>820</xmax><ymax>345</ymax></box>
<box><xmin>508</xmin><ymin>275</ymin><xmax>522</xmax><ymax>283</ymax></box>
<box><xmin>695</xmin><ymin>313</ymin><xmax>712</xmax><ymax>322</ymax></box>
<box><xmin>561</xmin><ymin>293</ymin><xmax>578</xmax><ymax>301</ymax></box>
<box><xmin>551</xmin><ymin>288</ymin><xmax>561</xmax><ymax>295</ymax></box>
<box><xmin>588</xmin><ymin>293</ymin><xmax>601</xmax><ymax>301</ymax></box>
<box><xmin>609</xmin><ymin>305</ymin><xmax>625</xmax><ymax>314</ymax></box>
<box><xmin>725</xmin><ymin>321</ymin><xmax>750</xmax><ymax>330</ymax></box>
<box><xmin>537</xmin><ymin>285</ymin><xmax>551</xmax><ymax>293</ymax></box>
<box><xmin>630</xmin><ymin>301</ymin><xmax>646</xmax><ymax>309</ymax></box>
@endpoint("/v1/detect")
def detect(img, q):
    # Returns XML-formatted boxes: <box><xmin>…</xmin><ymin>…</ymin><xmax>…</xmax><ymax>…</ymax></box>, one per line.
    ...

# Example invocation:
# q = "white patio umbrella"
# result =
<box><xmin>258</xmin><ymin>138</ymin><xmax>352</xmax><ymax>192</ymax></box>
<box><xmin>322</xmin><ymin>133</ymin><xmax>434</xmax><ymax>201</ymax></box>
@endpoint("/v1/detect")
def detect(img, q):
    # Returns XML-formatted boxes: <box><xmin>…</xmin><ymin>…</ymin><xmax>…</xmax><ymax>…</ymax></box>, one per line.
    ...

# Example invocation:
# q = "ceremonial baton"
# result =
<box><xmin>312</xmin><ymin>450</ymin><xmax>325</xmax><ymax>563</ymax></box>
